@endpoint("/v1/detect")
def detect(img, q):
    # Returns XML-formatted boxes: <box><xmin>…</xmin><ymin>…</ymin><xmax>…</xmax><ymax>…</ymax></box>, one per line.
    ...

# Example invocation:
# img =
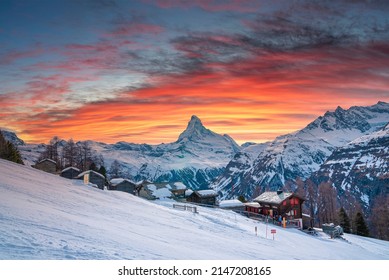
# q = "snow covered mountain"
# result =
<box><xmin>211</xmin><ymin>102</ymin><xmax>389</xmax><ymax>200</ymax></box>
<box><xmin>93</xmin><ymin>115</ymin><xmax>241</xmax><ymax>189</ymax></box>
<box><xmin>1</xmin><ymin>158</ymin><xmax>388</xmax><ymax>259</ymax></box>
<box><xmin>0</xmin><ymin>130</ymin><xmax>25</xmax><ymax>146</ymax></box>
<box><xmin>310</xmin><ymin>122</ymin><xmax>389</xmax><ymax>209</ymax></box>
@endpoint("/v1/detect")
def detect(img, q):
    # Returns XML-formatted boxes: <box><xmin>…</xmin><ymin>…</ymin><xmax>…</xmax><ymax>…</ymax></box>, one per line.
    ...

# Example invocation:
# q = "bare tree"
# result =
<box><xmin>370</xmin><ymin>194</ymin><xmax>389</xmax><ymax>240</ymax></box>
<box><xmin>317</xmin><ymin>182</ymin><xmax>337</xmax><ymax>226</ymax></box>
<box><xmin>63</xmin><ymin>138</ymin><xmax>78</xmax><ymax>167</ymax></box>
<box><xmin>109</xmin><ymin>159</ymin><xmax>123</xmax><ymax>179</ymax></box>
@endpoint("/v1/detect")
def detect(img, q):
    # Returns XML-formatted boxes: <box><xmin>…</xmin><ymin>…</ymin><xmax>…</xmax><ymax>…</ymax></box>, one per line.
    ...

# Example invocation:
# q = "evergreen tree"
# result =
<box><xmin>354</xmin><ymin>212</ymin><xmax>369</xmax><ymax>237</ymax></box>
<box><xmin>237</xmin><ymin>195</ymin><xmax>247</xmax><ymax>203</ymax></box>
<box><xmin>0</xmin><ymin>131</ymin><xmax>24</xmax><ymax>164</ymax></box>
<box><xmin>338</xmin><ymin>207</ymin><xmax>351</xmax><ymax>233</ymax></box>
<box><xmin>98</xmin><ymin>166</ymin><xmax>107</xmax><ymax>184</ymax></box>
<box><xmin>89</xmin><ymin>162</ymin><xmax>98</xmax><ymax>171</ymax></box>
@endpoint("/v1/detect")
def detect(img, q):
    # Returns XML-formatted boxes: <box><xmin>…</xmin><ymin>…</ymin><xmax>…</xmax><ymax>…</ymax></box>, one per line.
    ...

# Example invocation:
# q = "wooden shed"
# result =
<box><xmin>110</xmin><ymin>178</ymin><xmax>137</xmax><ymax>195</ymax></box>
<box><xmin>253</xmin><ymin>190</ymin><xmax>305</xmax><ymax>220</ymax></box>
<box><xmin>167</xmin><ymin>182</ymin><xmax>187</xmax><ymax>198</ymax></box>
<box><xmin>186</xmin><ymin>190</ymin><xmax>218</xmax><ymax>206</ymax></box>
<box><xmin>33</xmin><ymin>158</ymin><xmax>57</xmax><ymax>174</ymax></box>
<box><xmin>60</xmin><ymin>166</ymin><xmax>81</xmax><ymax>179</ymax></box>
<box><xmin>76</xmin><ymin>170</ymin><xmax>106</xmax><ymax>190</ymax></box>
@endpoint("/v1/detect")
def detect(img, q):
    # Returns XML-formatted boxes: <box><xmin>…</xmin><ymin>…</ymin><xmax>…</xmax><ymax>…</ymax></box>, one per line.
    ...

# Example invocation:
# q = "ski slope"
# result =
<box><xmin>0</xmin><ymin>159</ymin><xmax>388</xmax><ymax>260</ymax></box>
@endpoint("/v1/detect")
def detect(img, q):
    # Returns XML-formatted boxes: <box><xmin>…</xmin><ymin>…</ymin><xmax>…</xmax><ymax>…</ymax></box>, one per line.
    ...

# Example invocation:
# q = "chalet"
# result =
<box><xmin>253</xmin><ymin>190</ymin><xmax>305</xmax><ymax>220</ymax></box>
<box><xmin>76</xmin><ymin>170</ymin><xmax>105</xmax><ymax>190</ymax></box>
<box><xmin>244</xmin><ymin>202</ymin><xmax>262</xmax><ymax>215</ymax></box>
<box><xmin>186</xmin><ymin>190</ymin><xmax>218</xmax><ymax>206</ymax></box>
<box><xmin>138</xmin><ymin>181</ymin><xmax>173</xmax><ymax>200</ymax></box>
<box><xmin>219</xmin><ymin>199</ymin><xmax>245</xmax><ymax>211</ymax></box>
<box><xmin>167</xmin><ymin>182</ymin><xmax>187</xmax><ymax>198</ymax></box>
<box><xmin>60</xmin><ymin>166</ymin><xmax>81</xmax><ymax>179</ymax></box>
<box><xmin>33</xmin><ymin>158</ymin><xmax>57</xmax><ymax>174</ymax></box>
<box><xmin>110</xmin><ymin>178</ymin><xmax>137</xmax><ymax>195</ymax></box>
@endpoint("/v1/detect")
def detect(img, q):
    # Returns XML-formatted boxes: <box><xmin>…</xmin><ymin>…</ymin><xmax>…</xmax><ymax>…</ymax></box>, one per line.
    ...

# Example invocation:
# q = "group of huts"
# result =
<box><xmin>33</xmin><ymin>158</ymin><xmax>312</xmax><ymax>229</ymax></box>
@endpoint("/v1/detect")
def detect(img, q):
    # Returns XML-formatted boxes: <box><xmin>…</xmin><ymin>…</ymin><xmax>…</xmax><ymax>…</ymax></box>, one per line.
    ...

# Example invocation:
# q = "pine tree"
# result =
<box><xmin>0</xmin><ymin>131</ymin><xmax>24</xmax><ymax>164</ymax></box>
<box><xmin>354</xmin><ymin>212</ymin><xmax>369</xmax><ymax>237</ymax></box>
<box><xmin>237</xmin><ymin>195</ymin><xmax>247</xmax><ymax>203</ymax></box>
<box><xmin>338</xmin><ymin>207</ymin><xmax>351</xmax><ymax>233</ymax></box>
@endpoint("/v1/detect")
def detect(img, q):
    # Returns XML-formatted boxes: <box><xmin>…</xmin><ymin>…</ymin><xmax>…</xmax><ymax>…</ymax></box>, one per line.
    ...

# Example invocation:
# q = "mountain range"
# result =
<box><xmin>2</xmin><ymin>101</ymin><xmax>388</xmax><ymax>211</ymax></box>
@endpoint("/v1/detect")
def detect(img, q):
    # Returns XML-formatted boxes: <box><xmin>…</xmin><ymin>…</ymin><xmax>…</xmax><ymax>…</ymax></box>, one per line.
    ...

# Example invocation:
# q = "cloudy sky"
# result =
<box><xmin>1</xmin><ymin>0</ymin><xmax>388</xmax><ymax>144</ymax></box>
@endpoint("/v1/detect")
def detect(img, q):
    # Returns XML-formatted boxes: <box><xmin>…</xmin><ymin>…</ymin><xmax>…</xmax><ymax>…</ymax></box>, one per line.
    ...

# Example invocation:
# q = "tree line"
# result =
<box><xmin>291</xmin><ymin>178</ymin><xmax>387</xmax><ymax>240</ymax></box>
<box><xmin>38</xmin><ymin>136</ymin><xmax>127</xmax><ymax>182</ymax></box>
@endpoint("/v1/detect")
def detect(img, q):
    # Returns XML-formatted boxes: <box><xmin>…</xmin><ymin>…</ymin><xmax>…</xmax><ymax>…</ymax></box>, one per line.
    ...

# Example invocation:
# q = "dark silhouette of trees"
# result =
<box><xmin>0</xmin><ymin>131</ymin><xmax>24</xmax><ymax>164</ymax></box>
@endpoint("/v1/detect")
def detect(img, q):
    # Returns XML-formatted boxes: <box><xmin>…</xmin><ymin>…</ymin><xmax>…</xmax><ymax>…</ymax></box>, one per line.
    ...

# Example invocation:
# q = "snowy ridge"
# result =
<box><xmin>310</xmin><ymin>123</ymin><xmax>389</xmax><ymax>208</ymax></box>
<box><xmin>1</xmin><ymin>159</ymin><xmax>388</xmax><ymax>259</ymax></box>
<box><xmin>212</xmin><ymin>102</ymin><xmax>389</xmax><ymax>200</ymax></box>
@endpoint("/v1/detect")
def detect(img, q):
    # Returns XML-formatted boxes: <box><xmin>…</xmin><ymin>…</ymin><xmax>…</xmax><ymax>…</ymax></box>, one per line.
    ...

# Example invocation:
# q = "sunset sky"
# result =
<box><xmin>1</xmin><ymin>0</ymin><xmax>388</xmax><ymax>145</ymax></box>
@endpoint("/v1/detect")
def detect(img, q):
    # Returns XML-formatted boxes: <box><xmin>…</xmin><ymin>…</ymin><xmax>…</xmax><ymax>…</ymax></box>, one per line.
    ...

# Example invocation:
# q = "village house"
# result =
<box><xmin>76</xmin><ymin>170</ymin><xmax>106</xmax><ymax>190</ymax></box>
<box><xmin>253</xmin><ymin>190</ymin><xmax>305</xmax><ymax>221</ymax></box>
<box><xmin>110</xmin><ymin>178</ymin><xmax>137</xmax><ymax>195</ymax></box>
<box><xmin>219</xmin><ymin>199</ymin><xmax>245</xmax><ymax>211</ymax></box>
<box><xmin>32</xmin><ymin>158</ymin><xmax>57</xmax><ymax>174</ymax></box>
<box><xmin>60</xmin><ymin>166</ymin><xmax>81</xmax><ymax>179</ymax></box>
<box><xmin>186</xmin><ymin>189</ymin><xmax>218</xmax><ymax>206</ymax></box>
<box><xmin>167</xmin><ymin>182</ymin><xmax>187</xmax><ymax>198</ymax></box>
<box><xmin>243</xmin><ymin>202</ymin><xmax>262</xmax><ymax>215</ymax></box>
<box><xmin>137</xmin><ymin>181</ymin><xmax>174</xmax><ymax>200</ymax></box>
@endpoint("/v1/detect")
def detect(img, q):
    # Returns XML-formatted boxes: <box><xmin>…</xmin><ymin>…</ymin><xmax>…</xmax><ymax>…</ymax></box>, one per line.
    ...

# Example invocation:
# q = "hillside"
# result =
<box><xmin>212</xmin><ymin>101</ymin><xmax>389</xmax><ymax>199</ymax></box>
<box><xmin>0</xmin><ymin>159</ymin><xmax>388</xmax><ymax>260</ymax></box>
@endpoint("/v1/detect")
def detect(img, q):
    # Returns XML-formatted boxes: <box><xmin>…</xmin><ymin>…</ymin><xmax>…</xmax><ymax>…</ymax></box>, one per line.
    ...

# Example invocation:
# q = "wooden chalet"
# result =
<box><xmin>167</xmin><ymin>182</ymin><xmax>187</xmax><ymax>198</ymax></box>
<box><xmin>76</xmin><ymin>170</ymin><xmax>106</xmax><ymax>190</ymax></box>
<box><xmin>137</xmin><ymin>181</ymin><xmax>173</xmax><ymax>200</ymax></box>
<box><xmin>110</xmin><ymin>178</ymin><xmax>137</xmax><ymax>195</ymax></box>
<box><xmin>244</xmin><ymin>202</ymin><xmax>262</xmax><ymax>215</ymax></box>
<box><xmin>186</xmin><ymin>190</ymin><xmax>218</xmax><ymax>206</ymax></box>
<box><xmin>33</xmin><ymin>158</ymin><xmax>57</xmax><ymax>174</ymax></box>
<box><xmin>60</xmin><ymin>166</ymin><xmax>81</xmax><ymax>179</ymax></box>
<box><xmin>253</xmin><ymin>190</ymin><xmax>305</xmax><ymax>220</ymax></box>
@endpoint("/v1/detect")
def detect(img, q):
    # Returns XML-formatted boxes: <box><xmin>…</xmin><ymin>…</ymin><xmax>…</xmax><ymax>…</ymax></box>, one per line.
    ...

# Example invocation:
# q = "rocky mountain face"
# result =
<box><xmin>211</xmin><ymin>102</ymin><xmax>389</xmax><ymax>200</ymax></box>
<box><xmin>310</xmin><ymin>123</ymin><xmax>389</xmax><ymax>209</ymax></box>
<box><xmin>1</xmin><ymin>130</ymin><xmax>25</xmax><ymax>146</ymax></box>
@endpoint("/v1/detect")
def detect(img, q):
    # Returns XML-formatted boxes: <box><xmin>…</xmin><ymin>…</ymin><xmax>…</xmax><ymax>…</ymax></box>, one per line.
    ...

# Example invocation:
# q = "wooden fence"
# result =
<box><xmin>173</xmin><ymin>204</ymin><xmax>198</xmax><ymax>213</ymax></box>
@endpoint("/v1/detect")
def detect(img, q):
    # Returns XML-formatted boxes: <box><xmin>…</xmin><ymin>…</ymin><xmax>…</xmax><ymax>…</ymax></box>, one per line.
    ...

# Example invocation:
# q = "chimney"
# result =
<box><xmin>276</xmin><ymin>189</ymin><xmax>283</xmax><ymax>195</ymax></box>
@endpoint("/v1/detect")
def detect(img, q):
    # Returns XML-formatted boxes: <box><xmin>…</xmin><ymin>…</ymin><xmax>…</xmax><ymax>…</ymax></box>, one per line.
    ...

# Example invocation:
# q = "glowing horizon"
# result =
<box><xmin>1</xmin><ymin>1</ymin><xmax>388</xmax><ymax>145</ymax></box>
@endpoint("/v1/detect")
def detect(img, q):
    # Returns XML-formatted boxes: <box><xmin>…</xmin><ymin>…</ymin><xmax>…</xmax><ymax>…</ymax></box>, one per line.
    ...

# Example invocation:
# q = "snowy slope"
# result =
<box><xmin>212</xmin><ymin>102</ymin><xmax>389</xmax><ymax>199</ymax></box>
<box><xmin>310</xmin><ymin>123</ymin><xmax>389</xmax><ymax>208</ymax></box>
<box><xmin>1</xmin><ymin>159</ymin><xmax>388</xmax><ymax>260</ymax></box>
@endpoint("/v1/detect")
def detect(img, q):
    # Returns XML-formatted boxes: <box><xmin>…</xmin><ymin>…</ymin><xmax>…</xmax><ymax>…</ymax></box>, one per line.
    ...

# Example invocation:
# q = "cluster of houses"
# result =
<box><xmin>33</xmin><ymin>158</ymin><xmax>312</xmax><ymax>229</ymax></box>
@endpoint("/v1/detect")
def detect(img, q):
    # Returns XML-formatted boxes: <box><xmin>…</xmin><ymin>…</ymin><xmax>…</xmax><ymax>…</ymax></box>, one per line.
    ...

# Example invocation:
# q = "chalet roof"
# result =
<box><xmin>244</xmin><ymin>202</ymin><xmax>262</xmax><ymax>208</ymax></box>
<box><xmin>194</xmin><ymin>190</ymin><xmax>218</xmax><ymax>198</ymax></box>
<box><xmin>219</xmin><ymin>199</ymin><xmax>243</xmax><ymax>208</ymax></box>
<box><xmin>185</xmin><ymin>189</ymin><xmax>194</xmax><ymax>196</ymax></box>
<box><xmin>167</xmin><ymin>182</ymin><xmax>187</xmax><ymax>190</ymax></box>
<box><xmin>110</xmin><ymin>178</ymin><xmax>135</xmax><ymax>187</ymax></box>
<box><xmin>61</xmin><ymin>166</ymin><xmax>80</xmax><ymax>173</ymax></box>
<box><xmin>37</xmin><ymin>158</ymin><xmax>56</xmax><ymax>165</ymax></box>
<box><xmin>253</xmin><ymin>191</ymin><xmax>305</xmax><ymax>205</ymax></box>
<box><xmin>76</xmin><ymin>170</ymin><xmax>105</xmax><ymax>179</ymax></box>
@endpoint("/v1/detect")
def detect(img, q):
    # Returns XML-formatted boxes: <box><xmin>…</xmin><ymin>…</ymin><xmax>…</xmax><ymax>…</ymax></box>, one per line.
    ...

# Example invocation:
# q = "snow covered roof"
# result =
<box><xmin>253</xmin><ymin>191</ymin><xmax>293</xmax><ymax>205</ymax></box>
<box><xmin>244</xmin><ymin>202</ymin><xmax>261</xmax><ymax>208</ymax></box>
<box><xmin>110</xmin><ymin>178</ymin><xmax>135</xmax><ymax>186</ymax></box>
<box><xmin>61</xmin><ymin>166</ymin><xmax>80</xmax><ymax>173</ymax></box>
<box><xmin>195</xmin><ymin>190</ymin><xmax>218</xmax><ymax>198</ymax></box>
<box><xmin>146</xmin><ymin>184</ymin><xmax>173</xmax><ymax>199</ymax></box>
<box><xmin>168</xmin><ymin>182</ymin><xmax>187</xmax><ymax>190</ymax></box>
<box><xmin>37</xmin><ymin>158</ymin><xmax>56</xmax><ymax>165</ymax></box>
<box><xmin>219</xmin><ymin>199</ymin><xmax>243</xmax><ymax>208</ymax></box>
<box><xmin>185</xmin><ymin>189</ymin><xmax>193</xmax><ymax>196</ymax></box>
<box><xmin>76</xmin><ymin>170</ymin><xmax>105</xmax><ymax>179</ymax></box>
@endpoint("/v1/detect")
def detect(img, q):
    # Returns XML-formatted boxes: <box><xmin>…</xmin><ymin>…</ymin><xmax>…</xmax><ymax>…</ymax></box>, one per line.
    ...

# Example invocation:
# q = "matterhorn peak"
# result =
<box><xmin>178</xmin><ymin>115</ymin><xmax>210</xmax><ymax>141</ymax></box>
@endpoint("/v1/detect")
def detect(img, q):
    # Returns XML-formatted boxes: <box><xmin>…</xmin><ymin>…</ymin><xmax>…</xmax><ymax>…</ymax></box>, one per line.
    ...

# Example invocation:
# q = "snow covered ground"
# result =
<box><xmin>0</xmin><ymin>159</ymin><xmax>388</xmax><ymax>260</ymax></box>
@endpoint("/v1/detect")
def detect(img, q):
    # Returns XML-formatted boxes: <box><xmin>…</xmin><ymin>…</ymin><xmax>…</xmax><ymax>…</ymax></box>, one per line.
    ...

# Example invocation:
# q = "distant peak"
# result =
<box><xmin>189</xmin><ymin>115</ymin><xmax>202</xmax><ymax>124</ymax></box>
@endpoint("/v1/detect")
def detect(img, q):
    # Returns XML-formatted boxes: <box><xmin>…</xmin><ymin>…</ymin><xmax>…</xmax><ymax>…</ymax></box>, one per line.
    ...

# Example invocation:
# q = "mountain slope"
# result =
<box><xmin>1</xmin><ymin>159</ymin><xmax>388</xmax><ymax>259</ymax></box>
<box><xmin>310</xmin><ymin>123</ymin><xmax>389</xmax><ymax>209</ymax></box>
<box><xmin>212</xmin><ymin>102</ymin><xmax>389</xmax><ymax>199</ymax></box>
